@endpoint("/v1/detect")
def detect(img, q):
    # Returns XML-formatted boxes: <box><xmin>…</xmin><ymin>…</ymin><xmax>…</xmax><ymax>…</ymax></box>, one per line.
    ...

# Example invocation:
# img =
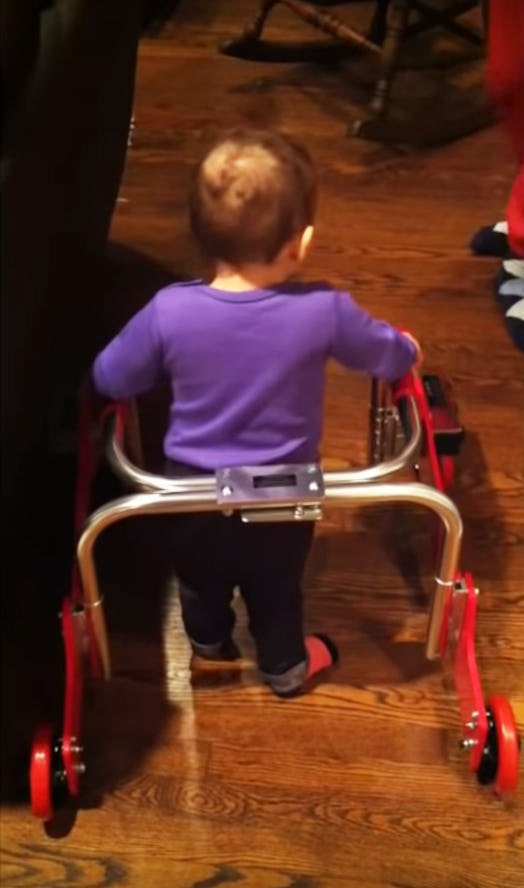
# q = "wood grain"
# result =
<box><xmin>1</xmin><ymin>2</ymin><xmax>523</xmax><ymax>887</ymax></box>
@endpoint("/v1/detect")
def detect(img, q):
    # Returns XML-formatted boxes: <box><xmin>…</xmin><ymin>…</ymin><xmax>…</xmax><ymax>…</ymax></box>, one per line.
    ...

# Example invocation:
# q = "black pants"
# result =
<box><xmin>166</xmin><ymin>460</ymin><xmax>314</xmax><ymax>676</ymax></box>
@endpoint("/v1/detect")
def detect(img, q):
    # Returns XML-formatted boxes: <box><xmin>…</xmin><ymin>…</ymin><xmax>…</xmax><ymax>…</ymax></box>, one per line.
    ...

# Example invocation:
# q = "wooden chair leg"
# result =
<box><xmin>368</xmin><ymin>0</ymin><xmax>392</xmax><ymax>45</ymax></box>
<box><xmin>370</xmin><ymin>0</ymin><xmax>411</xmax><ymax>117</ymax></box>
<box><xmin>219</xmin><ymin>1</ymin><xmax>289</xmax><ymax>62</ymax></box>
<box><xmin>351</xmin><ymin>0</ymin><xmax>411</xmax><ymax>141</ymax></box>
<box><xmin>242</xmin><ymin>0</ymin><xmax>279</xmax><ymax>41</ymax></box>
<box><xmin>220</xmin><ymin>0</ymin><xmax>381</xmax><ymax>64</ymax></box>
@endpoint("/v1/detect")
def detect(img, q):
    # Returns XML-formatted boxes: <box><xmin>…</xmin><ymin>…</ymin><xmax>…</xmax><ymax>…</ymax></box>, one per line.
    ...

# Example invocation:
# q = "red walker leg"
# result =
<box><xmin>29</xmin><ymin>389</ymin><xmax>104</xmax><ymax>819</ymax></box>
<box><xmin>447</xmin><ymin>573</ymin><xmax>520</xmax><ymax>799</ymax></box>
<box><xmin>29</xmin><ymin>598</ymin><xmax>89</xmax><ymax>819</ymax></box>
<box><xmin>60</xmin><ymin>597</ymin><xmax>87</xmax><ymax>798</ymax></box>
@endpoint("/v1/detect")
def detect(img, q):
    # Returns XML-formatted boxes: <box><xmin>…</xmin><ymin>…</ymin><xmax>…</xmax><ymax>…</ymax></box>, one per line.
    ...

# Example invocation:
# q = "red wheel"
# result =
<box><xmin>439</xmin><ymin>455</ymin><xmax>455</xmax><ymax>490</ymax></box>
<box><xmin>476</xmin><ymin>696</ymin><xmax>520</xmax><ymax>799</ymax></box>
<box><xmin>30</xmin><ymin>724</ymin><xmax>54</xmax><ymax>820</ymax></box>
<box><xmin>30</xmin><ymin>726</ymin><xmax>71</xmax><ymax>819</ymax></box>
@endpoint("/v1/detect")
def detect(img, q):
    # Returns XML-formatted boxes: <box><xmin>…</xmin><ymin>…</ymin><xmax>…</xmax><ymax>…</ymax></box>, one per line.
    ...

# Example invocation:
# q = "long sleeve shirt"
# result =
<box><xmin>92</xmin><ymin>280</ymin><xmax>417</xmax><ymax>469</ymax></box>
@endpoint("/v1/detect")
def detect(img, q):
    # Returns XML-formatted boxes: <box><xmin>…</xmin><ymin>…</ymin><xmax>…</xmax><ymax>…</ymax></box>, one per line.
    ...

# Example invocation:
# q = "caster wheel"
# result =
<box><xmin>30</xmin><ymin>725</ymin><xmax>70</xmax><ymax>820</ymax></box>
<box><xmin>439</xmin><ymin>455</ymin><xmax>455</xmax><ymax>490</ymax></box>
<box><xmin>476</xmin><ymin>696</ymin><xmax>520</xmax><ymax>799</ymax></box>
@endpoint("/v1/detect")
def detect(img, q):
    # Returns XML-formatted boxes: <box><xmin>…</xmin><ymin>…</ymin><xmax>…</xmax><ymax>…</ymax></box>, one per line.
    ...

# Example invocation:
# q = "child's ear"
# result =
<box><xmin>281</xmin><ymin>226</ymin><xmax>315</xmax><ymax>263</ymax></box>
<box><xmin>298</xmin><ymin>225</ymin><xmax>314</xmax><ymax>261</ymax></box>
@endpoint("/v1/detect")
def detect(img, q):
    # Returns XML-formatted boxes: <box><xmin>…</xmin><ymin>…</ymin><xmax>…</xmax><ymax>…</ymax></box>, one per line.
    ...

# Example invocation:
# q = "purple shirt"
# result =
<box><xmin>92</xmin><ymin>280</ymin><xmax>416</xmax><ymax>469</ymax></box>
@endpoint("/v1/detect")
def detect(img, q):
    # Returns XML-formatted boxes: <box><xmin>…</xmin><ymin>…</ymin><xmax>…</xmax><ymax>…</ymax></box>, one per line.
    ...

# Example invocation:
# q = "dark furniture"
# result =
<box><xmin>220</xmin><ymin>1</ymin><xmax>488</xmax><ymax>141</ymax></box>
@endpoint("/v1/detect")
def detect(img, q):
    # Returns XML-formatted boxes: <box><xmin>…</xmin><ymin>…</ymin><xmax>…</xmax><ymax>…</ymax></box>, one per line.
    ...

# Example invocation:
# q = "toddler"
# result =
<box><xmin>92</xmin><ymin>128</ymin><xmax>420</xmax><ymax>696</ymax></box>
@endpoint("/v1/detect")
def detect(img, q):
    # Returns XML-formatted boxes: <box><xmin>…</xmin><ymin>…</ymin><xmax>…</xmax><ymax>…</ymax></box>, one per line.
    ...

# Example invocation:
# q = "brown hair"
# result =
<box><xmin>189</xmin><ymin>128</ymin><xmax>317</xmax><ymax>265</ymax></box>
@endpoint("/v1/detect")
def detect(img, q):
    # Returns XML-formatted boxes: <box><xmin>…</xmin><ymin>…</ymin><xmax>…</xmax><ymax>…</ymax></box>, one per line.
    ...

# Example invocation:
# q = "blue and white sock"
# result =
<box><xmin>505</xmin><ymin>297</ymin><xmax>524</xmax><ymax>352</ymax></box>
<box><xmin>470</xmin><ymin>221</ymin><xmax>524</xmax><ymax>352</ymax></box>
<box><xmin>494</xmin><ymin>262</ymin><xmax>524</xmax><ymax>353</ymax></box>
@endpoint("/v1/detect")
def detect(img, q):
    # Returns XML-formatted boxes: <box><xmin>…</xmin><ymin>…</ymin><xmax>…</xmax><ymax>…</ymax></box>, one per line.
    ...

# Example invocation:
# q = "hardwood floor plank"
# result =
<box><xmin>2</xmin><ymin>2</ymin><xmax>523</xmax><ymax>886</ymax></box>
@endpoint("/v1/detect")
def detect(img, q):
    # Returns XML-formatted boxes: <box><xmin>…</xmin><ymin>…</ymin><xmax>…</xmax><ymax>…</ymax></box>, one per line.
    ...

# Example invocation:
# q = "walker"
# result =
<box><xmin>29</xmin><ymin>365</ymin><xmax>521</xmax><ymax>821</ymax></box>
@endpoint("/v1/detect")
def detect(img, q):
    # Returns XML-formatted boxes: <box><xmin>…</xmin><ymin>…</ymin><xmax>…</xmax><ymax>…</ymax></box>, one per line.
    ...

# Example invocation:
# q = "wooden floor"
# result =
<box><xmin>1</xmin><ymin>2</ymin><xmax>523</xmax><ymax>886</ymax></box>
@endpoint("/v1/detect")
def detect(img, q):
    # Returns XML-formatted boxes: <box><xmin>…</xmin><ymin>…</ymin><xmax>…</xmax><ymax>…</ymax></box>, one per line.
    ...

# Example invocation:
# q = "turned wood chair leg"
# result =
<box><xmin>370</xmin><ymin>0</ymin><xmax>411</xmax><ymax>117</ymax></box>
<box><xmin>242</xmin><ymin>0</ymin><xmax>280</xmax><ymax>42</ymax></box>
<box><xmin>368</xmin><ymin>0</ymin><xmax>391</xmax><ymax>46</ymax></box>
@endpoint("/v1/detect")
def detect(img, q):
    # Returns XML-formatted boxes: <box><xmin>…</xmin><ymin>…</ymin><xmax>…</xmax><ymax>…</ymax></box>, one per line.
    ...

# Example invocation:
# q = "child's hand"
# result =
<box><xmin>401</xmin><ymin>331</ymin><xmax>423</xmax><ymax>366</ymax></box>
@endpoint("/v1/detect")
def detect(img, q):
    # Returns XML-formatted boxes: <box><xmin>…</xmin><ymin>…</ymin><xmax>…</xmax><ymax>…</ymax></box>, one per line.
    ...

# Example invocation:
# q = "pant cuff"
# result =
<box><xmin>190</xmin><ymin>639</ymin><xmax>228</xmax><ymax>658</ymax></box>
<box><xmin>260</xmin><ymin>659</ymin><xmax>307</xmax><ymax>697</ymax></box>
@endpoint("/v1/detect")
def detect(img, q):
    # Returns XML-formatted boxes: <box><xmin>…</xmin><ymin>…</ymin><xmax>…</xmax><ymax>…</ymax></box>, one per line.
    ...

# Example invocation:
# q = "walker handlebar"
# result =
<box><xmin>99</xmin><ymin>371</ymin><xmax>423</xmax><ymax>492</ymax></box>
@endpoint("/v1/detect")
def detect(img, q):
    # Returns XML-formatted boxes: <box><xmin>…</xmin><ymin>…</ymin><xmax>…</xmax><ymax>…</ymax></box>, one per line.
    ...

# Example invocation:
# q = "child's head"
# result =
<box><xmin>189</xmin><ymin>128</ymin><xmax>317</xmax><ymax>274</ymax></box>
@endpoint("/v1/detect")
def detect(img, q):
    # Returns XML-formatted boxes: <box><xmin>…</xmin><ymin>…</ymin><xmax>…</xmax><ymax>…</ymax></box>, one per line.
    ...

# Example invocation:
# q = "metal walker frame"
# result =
<box><xmin>29</xmin><ymin>369</ymin><xmax>520</xmax><ymax>822</ymax></box>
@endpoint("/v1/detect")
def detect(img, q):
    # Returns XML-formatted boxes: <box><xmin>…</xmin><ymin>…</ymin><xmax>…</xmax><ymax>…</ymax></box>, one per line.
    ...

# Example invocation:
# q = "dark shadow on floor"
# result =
<box><xmin>0</xmin><ymin>245</ymin><xmax>188</xmax><ymax>822</ymax></box>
